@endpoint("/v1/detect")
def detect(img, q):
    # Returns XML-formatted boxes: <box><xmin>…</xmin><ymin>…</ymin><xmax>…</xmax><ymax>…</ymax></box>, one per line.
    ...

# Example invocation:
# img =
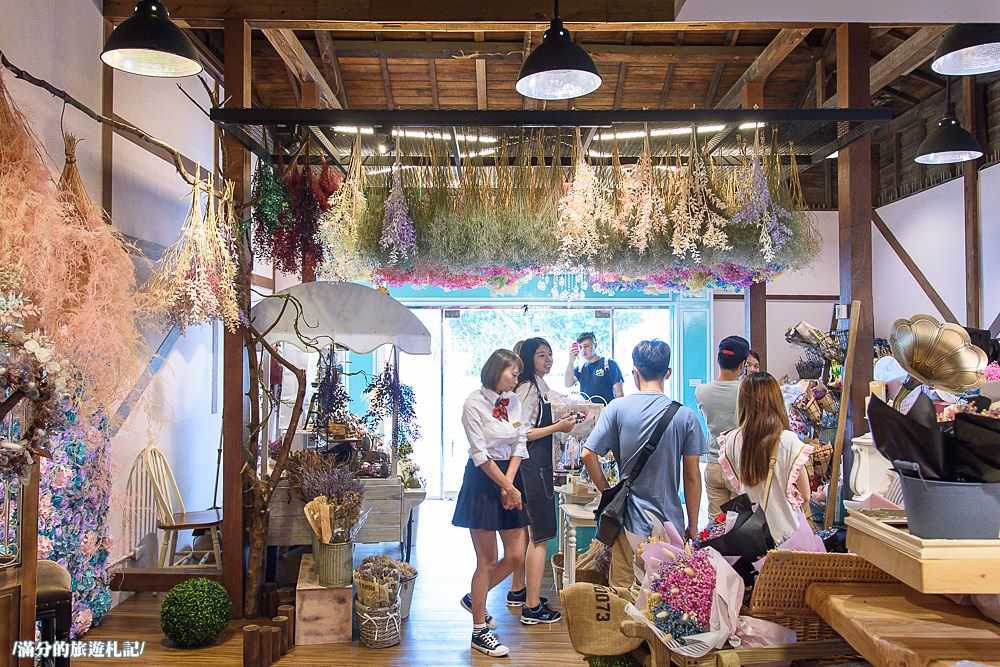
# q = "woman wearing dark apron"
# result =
<box><xmin>509</xmin><ymin>338</ymin><xmax>576</xmax><ymax>624</ymax></box>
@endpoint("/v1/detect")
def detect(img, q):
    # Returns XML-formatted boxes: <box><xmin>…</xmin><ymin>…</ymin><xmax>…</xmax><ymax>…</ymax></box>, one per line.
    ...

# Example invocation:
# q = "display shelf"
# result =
<box><xmin>846</xmin><ymin>509</ymin><xmax>1000</xmax><ymax>593</ymax></box>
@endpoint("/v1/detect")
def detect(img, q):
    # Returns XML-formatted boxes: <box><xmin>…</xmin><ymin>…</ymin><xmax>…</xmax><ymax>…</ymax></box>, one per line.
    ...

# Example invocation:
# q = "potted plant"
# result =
<box><xmin>285</xmin><ymin>451</ymin><xmax>365</xmax><ymax>587</ymax></box>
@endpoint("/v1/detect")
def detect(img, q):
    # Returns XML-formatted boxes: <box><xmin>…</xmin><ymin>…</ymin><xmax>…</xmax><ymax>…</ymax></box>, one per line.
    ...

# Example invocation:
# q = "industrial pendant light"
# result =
<box><xmin>102</xmin><ymin>1</ymin><xmax>203</xmax><ymax>77</ymax></box>
<box><xmin>516</xmin><ymin>0</ymin><xmax>602</xmax><ymax>100</ymax></box>
<box><xmin>914</xmin><ymin>77</ymin><xmax>983</xmax><ymax>165</ymax></box>
<box><xmin>931</xmin><ymin>23</ymin><xmax>1000</xmax><ymax>76</ymax></box>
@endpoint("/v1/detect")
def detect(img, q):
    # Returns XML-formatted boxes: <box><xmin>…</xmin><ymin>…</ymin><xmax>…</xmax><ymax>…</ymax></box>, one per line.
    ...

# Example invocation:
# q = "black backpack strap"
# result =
<box><xmin>622</xmin><ymin>401</ymin><xmax>682</xmax><ymax>484</ymax></box>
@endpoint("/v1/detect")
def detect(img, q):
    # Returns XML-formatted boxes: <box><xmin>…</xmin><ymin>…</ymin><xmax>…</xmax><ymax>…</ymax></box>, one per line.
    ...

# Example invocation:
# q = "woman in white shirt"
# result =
<box><xmin>718</xmin><ymin>372</ymin><xmax>814</xmax><ymax>544</ymax></box>
<box><xmin>507</xmin><ymin>337</ymin><xmax>575</xmax><ymax>625</ymax></box>
<box><xmin>451</xmin><ymin>348</ymin><xmax>529</xmax><ymax>658</ymax></box>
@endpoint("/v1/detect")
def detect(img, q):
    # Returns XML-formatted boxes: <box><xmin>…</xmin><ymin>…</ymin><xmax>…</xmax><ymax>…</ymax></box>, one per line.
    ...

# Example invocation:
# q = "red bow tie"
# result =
<box><xmin>493</xmin><ymin>397</ymin><xmax>510</xmax><ymax>421</ymax></box>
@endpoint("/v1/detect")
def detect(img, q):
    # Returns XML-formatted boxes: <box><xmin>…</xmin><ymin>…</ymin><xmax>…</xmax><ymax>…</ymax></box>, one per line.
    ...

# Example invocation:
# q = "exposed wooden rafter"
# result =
<box><xmin>261</xmin><ymin>28</ymin><xmax>341</xmax><ymax>108</ymax></box>
<box><xmin>522</xmin><ymin>32</ymin><xmax>534</xmax><ymax>110</ymax></box>
<box><xmin>716</xmin><ymin>28</ymin><xmax>812</xmax><ymax>109</ymax></box>
<box><xmin>376</xmin><ymin>33</ymin><xmax>396</xmax><ymax>109</ymax></box>
<box><xmin>314</xmin><ymin>31</ymin><xmax>350</xmax><ymax>108</ymax></box>
<box><xmin>705</xmin><ymin>30</ymin><xmax>739</xmax><ymax>108</ymax></box>
<box><xmin>659</xmin><ymin>32</ymin><xmax>682</xmax><ymax>108</ymax></box>
<box><xmin>309</xmin><ymin>39</ymin><xmax>770</xmax><ymax>64</ymax></box>
<box><xmin>475</xmin><ymin>32</ymin><xmax>487</xmax><ymax>110</ymax></box>
<box><xmin>427</xmin><ymin>32</ymin><xmax>440</xmax><ymax>109</ymax></box>
<box><xmin>822</xmin><ymin>26</ymin><xmax>947</xmax><ymax>107</ymax></box>
<box><xmin>612</xmin><ymin>32</ymin><xmax>633</xmax><ymax>109</ymax></box>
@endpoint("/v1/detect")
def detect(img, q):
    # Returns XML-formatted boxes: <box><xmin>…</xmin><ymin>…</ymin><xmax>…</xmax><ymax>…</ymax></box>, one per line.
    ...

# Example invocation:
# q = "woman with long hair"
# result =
<box><xmin>451</xmin><ymin>349</ymin><xmax>529</xmax><ymax>657</ymax></box>
<box><xmin>507</xmin><ymin>337</ymin><xmax>575</xmax><ymax>624</ymax></box>
<box><xmin>718</xmin><ymin>372</ymin><xmax>814</xmax><ymax>543</ymax></box>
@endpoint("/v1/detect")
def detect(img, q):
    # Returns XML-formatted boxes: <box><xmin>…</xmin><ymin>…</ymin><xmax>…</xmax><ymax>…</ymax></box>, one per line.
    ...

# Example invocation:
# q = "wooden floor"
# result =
<box><xmin>76</xmin><ymin>500</ymin><xmax>583</xmax><ymax>666</ymax></box>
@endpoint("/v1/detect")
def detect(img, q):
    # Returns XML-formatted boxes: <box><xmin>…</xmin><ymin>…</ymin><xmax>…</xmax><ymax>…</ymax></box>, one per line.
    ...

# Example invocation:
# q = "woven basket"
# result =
<box><xmin>551</xmin><ymin>552</ymin><xmax>607</xmax><ymax>592</ymax></box>
<box><xmin>747</xmin><ymin>550</ymin><xmax>897</xmax><ymax>642</ymax></box>
<box><xmin>355</xmin><ymin>601</ymin><xmax>401</xmax><ymax>649</ymax></box>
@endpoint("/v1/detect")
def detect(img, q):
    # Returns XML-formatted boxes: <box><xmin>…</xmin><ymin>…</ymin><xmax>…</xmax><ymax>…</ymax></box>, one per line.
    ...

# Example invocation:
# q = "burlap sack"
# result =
<box><xmin>560</xmin><ymin>583</ymin><xmax>642</xmax><ymax>656</ymax></box>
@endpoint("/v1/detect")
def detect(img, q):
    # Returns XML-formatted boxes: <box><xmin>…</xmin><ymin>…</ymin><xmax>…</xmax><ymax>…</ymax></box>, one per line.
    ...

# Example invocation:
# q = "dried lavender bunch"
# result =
<box><xmin>361</xmin><ymin>554</ymin><xmax>418</xmax><ymax>580</ymax></box>
<box><xmin>285</xmin><ymin>451</ymin><xmax>364</xmax><ymax>503</ymax></box>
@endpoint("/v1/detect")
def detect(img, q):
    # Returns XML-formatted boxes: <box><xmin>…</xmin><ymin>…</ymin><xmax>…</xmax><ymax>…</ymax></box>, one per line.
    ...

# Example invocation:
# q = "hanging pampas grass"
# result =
<box><xmin>557</xmin><ymin>132</ymin><xmax>613</xmax><ymax>263</ymax></box>
<box><xmin>669</xmin><ymin>136</ymin><xmax>730</xmax><ymax>259</ymax></box>
<box><xmin>617</xmin><ymin>137</ymin><xmax>670</xmax><ymax>253</ymax></box>
<box><xmin>0</xmin><ymin>76</ymin><xmax>142</xmax><ymax>408</ymax></box>
<box><xmin>317</xmin><ymin>135</ymin><xmax>370</xmax><ymax>281</ymax></box>
<box><xmin>141</xmin><ymin>172</ymin><xmax>241</xmax><ymax>331</ymax></box>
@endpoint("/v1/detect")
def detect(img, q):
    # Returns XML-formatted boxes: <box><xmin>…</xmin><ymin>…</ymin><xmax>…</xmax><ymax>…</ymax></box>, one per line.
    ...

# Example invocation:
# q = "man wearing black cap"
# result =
<box><xmin>695</xmin><ymin>335</ymin><xmax>750</xmax><ymax>516</ymax></box>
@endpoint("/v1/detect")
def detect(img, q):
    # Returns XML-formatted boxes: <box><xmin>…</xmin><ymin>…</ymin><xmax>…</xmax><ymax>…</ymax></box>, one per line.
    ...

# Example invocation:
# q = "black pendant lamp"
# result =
<box><xmin>914</xmin><ymin>77</ymin><xmax>983</xmax><ymax>165</ymax></box>
<box><xmin>102</xmin><ymin>1</ymin><xmax>203</xmax><ymax>77</ymax></box>
<box><xmin>931</xmin><ymin>23</ymin><xmax>1000</xmax><ymax>76</ymax></box>
<box><xmin>516</xmin><ymin>0</ymin><xmax>602</xmax><ymax>100</ymax></box>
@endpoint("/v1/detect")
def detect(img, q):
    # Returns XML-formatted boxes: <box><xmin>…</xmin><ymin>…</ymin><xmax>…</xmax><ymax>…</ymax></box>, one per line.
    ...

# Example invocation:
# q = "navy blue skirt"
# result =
<box><xmin>452</xmin><ymin>459</ymin><xmax>529</xmax><ymax>531</ymax></box>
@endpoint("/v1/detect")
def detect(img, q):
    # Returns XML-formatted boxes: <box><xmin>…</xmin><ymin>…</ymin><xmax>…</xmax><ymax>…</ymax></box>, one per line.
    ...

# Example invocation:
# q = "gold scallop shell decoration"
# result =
<box><xmin>889</xmin><ymin>314</ymin><xmax>987</xmax><ymax>400</ymax></box>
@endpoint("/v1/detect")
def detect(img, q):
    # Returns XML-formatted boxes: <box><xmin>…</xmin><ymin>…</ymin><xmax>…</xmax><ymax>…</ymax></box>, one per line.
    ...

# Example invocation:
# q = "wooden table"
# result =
<box><xmin>806</xmin><ymin>582</ymin><xmax>1000</xmax><ymax>667</ymax></box>
<box><xmin>559</xmin><ymin>502</ymin><xmax>596</xmax><ymax>588</ymax></box>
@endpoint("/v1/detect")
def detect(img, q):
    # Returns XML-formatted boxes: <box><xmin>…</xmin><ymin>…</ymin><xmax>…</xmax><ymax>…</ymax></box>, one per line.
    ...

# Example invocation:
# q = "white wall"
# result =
<box><xmin>2</xmin><ymin>0</ymin><xmax>224</xmax><ymax>569</ymax></box>
<box><xmin>713</xmin><ymin>211</ymin><xmax>841</xmax><ymax>380</ymax></box>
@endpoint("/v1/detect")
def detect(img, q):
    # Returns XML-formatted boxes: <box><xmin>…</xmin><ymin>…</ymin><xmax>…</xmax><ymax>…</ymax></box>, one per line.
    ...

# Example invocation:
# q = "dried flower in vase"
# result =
<box><xmin>288</xmin><ymin>451</ymin><xmax>365</xmax><ymax>543</ymax></box>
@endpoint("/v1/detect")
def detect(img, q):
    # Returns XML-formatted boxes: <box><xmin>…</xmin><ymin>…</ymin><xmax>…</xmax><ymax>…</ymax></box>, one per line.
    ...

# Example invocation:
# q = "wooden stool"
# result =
<box><xmin>36</xmin><ymin>560</ymin><xmax>72</xmax><ymax>667</ymax></box>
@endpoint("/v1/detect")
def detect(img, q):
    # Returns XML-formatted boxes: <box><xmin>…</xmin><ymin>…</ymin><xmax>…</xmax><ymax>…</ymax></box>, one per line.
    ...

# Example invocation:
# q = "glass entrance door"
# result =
<box><xmin>400</xmin><ymin>305</ymin><xmax>678</xmax><ymax>498</ymax></box>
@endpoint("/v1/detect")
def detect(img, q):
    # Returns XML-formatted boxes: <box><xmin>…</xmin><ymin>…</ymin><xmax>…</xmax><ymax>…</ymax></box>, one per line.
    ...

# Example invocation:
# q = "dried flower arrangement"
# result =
<box><xmin>0</xmin><ymin>79</ymin><xmax>144</xmax><ymax>410</ymax></box>
<box><xmin>557</xmin><ymin>132</ymin><xmax>614</xmax><ymax>265</ymax></box>
<box><xmin>361</xmin><ymin>554</ymin><xmax>418</xmax><ymax>581</ymax></box>
<box><xmin>140</xmin><ymin>173</ymin><xmax>241</xmax><ymax>332</ymax></box>
<box><xmin>287</xmin><ymin>451</ymin><xmax>364</xmax><ymax>544</ymax></box>
<box><xmin>353</xmin><ymin>560</ymin><xmax>401</xmax><ymax>608</ymax></box>
<box><xmin>317</xmin><ymin>135</ymin><xmax>369</xmax><ymax>281</ymax></box>
<box><xmin>314</xmin><ymin>351</ymin><xmax>352</xmax><ymax>430</ymax></box>
<box><xmin>363</xmin><ymin>361</ymin><xmax>419</xmax><ymax>455</ymax></box>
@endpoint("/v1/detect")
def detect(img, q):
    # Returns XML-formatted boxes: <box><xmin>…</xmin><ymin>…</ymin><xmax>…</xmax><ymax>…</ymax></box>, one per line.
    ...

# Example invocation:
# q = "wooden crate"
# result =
<box><xmin>846</xmin><ymin>509</ymin><xmax>1000</xmax><ymax>594</ymax></box>
<box><xmin>295</xmin><ymin>554</ymin><xmax>353</xmax><ymax>645</ymax></box>
<box><xmin>268</xmin><ymin>478</ymin><xmax>418</xmax><ymax>546</ymax></box>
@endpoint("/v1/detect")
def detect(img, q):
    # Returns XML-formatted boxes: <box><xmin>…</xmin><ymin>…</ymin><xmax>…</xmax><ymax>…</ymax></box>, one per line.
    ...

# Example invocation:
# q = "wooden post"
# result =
<box><xmin>961</xmin><ymin>75</ymin><xmax>984</xmax><ymax>329</ymax></box>
<box><xmin>278</xmin><ymin>605</ymin><xmax>295</xmax><ymax>646</ymax></box>
<box><xmin>222</xmin><ymin>17</ymin><xmax>252</xmax><ymax>618</ymax></box>
<box><xmin>836</xmin><ymin>23</ymin><xmax>874</xmax><ymax>441</ymax></box>
<box><xmin>261</xmin><ymin>581</ymin><xmax>277</xmax><ymax>617</ymax></box>
<box><xmin>17</xmin><ymin>467</ymin><xmax>38</xmax><ymax>667</ymax></box>
<box><xmin>243</xmin><ymin>625</ymin><xmax>261</xmax><ymax>667</ymax></box>
<box><xmin>741</xmin><ymin>80</ymin><xmax>767</xmax><ymax>370</ymax></box>
<box><xmin>259</xmin><ymin>625</ymin><xmax>273</xmax><ymax>667</ymax></box>
<box><xmin>273</xmin><ymin>615</ymin><xmax>290</xmax><ymax>653</ymax></box>
<box><xmin>270</xmin><ymin>626</ymin><xmax>282</xmax><ymax>661</ymax></box>
<box><xmin>300</xmin><ymin>80</ymin><xmax>320</xmax><ymax>283</ymax></box>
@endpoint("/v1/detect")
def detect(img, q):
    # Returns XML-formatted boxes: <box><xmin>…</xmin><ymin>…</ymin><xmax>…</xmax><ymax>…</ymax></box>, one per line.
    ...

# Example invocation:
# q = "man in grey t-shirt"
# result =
<box><xmin>583</xmin><ymin>340</ymin><xmax>705</xmax><ymax>589</ymax></box>
<box><xmin>695</xmin><ymin>335</ymin><xmax>749</xmax><ymax>516</ymax></box>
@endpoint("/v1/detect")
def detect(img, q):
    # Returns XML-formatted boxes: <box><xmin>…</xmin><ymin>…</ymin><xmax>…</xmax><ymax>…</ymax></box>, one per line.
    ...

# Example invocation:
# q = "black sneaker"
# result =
<box><xmin>460</xmin><ymin>593</ymin><xmax>497</xmax><ymax>630</ymax></box>
<box><xmin>506</xmin><ymin>588</ymin><xmax>548</xmax><ymax>608</ymax></box>
<box><xmin>471</xmin><ymin>627</ymin><xmax>509</xmax><ymax>657</ymax></box>
<box><xmin>520</xmin><ymin>602</ymin><xmax>563</xmax><ymax>625</ymax></box>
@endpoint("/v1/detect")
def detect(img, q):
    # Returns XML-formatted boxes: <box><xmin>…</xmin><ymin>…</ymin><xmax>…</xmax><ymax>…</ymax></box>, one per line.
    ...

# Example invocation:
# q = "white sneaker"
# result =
<box><xmin>471</xmin><ymin>628</ymin><xmax>509</xmax><ymax>657</ymax></box>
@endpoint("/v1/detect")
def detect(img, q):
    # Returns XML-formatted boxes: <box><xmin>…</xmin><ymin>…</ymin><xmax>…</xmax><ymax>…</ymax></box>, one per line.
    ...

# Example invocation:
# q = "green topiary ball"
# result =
<box><xmin>160</xmin><ymin>578</ymin><xmax>232</xmax><ymax>648</ymax></box>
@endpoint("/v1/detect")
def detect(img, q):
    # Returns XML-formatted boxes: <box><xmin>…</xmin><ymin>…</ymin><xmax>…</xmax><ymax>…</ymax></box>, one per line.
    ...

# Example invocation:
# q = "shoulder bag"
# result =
<box><xmin>593</xmin><ymin>401</ymin><xmax>682</xmax><ymax>546</ymax></box>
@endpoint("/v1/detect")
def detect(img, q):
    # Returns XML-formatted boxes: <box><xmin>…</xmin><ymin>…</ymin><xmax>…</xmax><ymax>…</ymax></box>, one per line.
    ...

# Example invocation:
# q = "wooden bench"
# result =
<box><xmin>806</xmin><ymin>582</ymin><xmax>1000</xmax><ymax>667</ymax></box>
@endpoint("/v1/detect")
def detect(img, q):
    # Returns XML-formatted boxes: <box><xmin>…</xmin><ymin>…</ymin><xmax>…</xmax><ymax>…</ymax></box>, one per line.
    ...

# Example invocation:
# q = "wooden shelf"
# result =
<box><xmin>846</xmin><ymin>509</ymin><xmax>1000</xmax><ymax>593</ymax></box>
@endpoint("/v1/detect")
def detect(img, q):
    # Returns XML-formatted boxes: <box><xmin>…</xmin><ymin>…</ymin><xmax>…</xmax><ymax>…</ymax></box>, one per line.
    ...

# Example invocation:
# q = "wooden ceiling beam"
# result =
<box><xmin>309</xmin><ymin>40</ymin><xmax>770</xmax><ymax>64</ymax></box>
<box><xmin>658</xmin><ymin>32</ymin><xmax>682</xmax><ymax>108</ymax></box>
<box><xmin>376</xmin><ymin>33</ymin><xmax>396</xmax><ymax>110</ymax></box>
<box><xmin>427</xmin><ymin>32</ymin><xmax>440</xmax><ymax>109</ymax></box>
<box><xmin>261</xmin><ymin>28</ymin><xmax>341</xmax><ymax>108</ymax></box>
<box><xmin>475</xmin><ymin>32</ymin><xmax>487</xmax><ymax>110</ymax></box>
<box><xmin>522</xmin><ymin>32</ymin><xmax>534</xmax><ymax>110</ymax></box>
<box><xmin>314</xmin><ymin>31</ymin><xmax>350</xmax><ymax>108</ymax></box>
<box><xmin>105</xmin><ymin>2</ymin><xmax>834</xmax><ymax>30</ymax></box>
<box><xmin>822</xmin><ymin>26</ymin><xmax>947</xmax><ymax>107</ymax></box>
<box><xmin>715</xmin><ymin>28</ymin><xmax>812</xmax><ymax>108</ymax></box>
<box><xmin>705</xmin><ymin>30</ymin><xmax>738</xmax><ymax>108</ymax></box>
<box><xmin>612</xmin><ymin>32</ymin><xmax>633</xmax><ymax>110</ymax></box>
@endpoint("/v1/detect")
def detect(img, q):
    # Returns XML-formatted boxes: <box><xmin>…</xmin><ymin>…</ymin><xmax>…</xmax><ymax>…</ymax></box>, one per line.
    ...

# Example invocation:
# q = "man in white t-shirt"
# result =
<box><xmin>696</xmin><ymin>335</ymin><xmax>749</xmax><ymax>516</ymax></box>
